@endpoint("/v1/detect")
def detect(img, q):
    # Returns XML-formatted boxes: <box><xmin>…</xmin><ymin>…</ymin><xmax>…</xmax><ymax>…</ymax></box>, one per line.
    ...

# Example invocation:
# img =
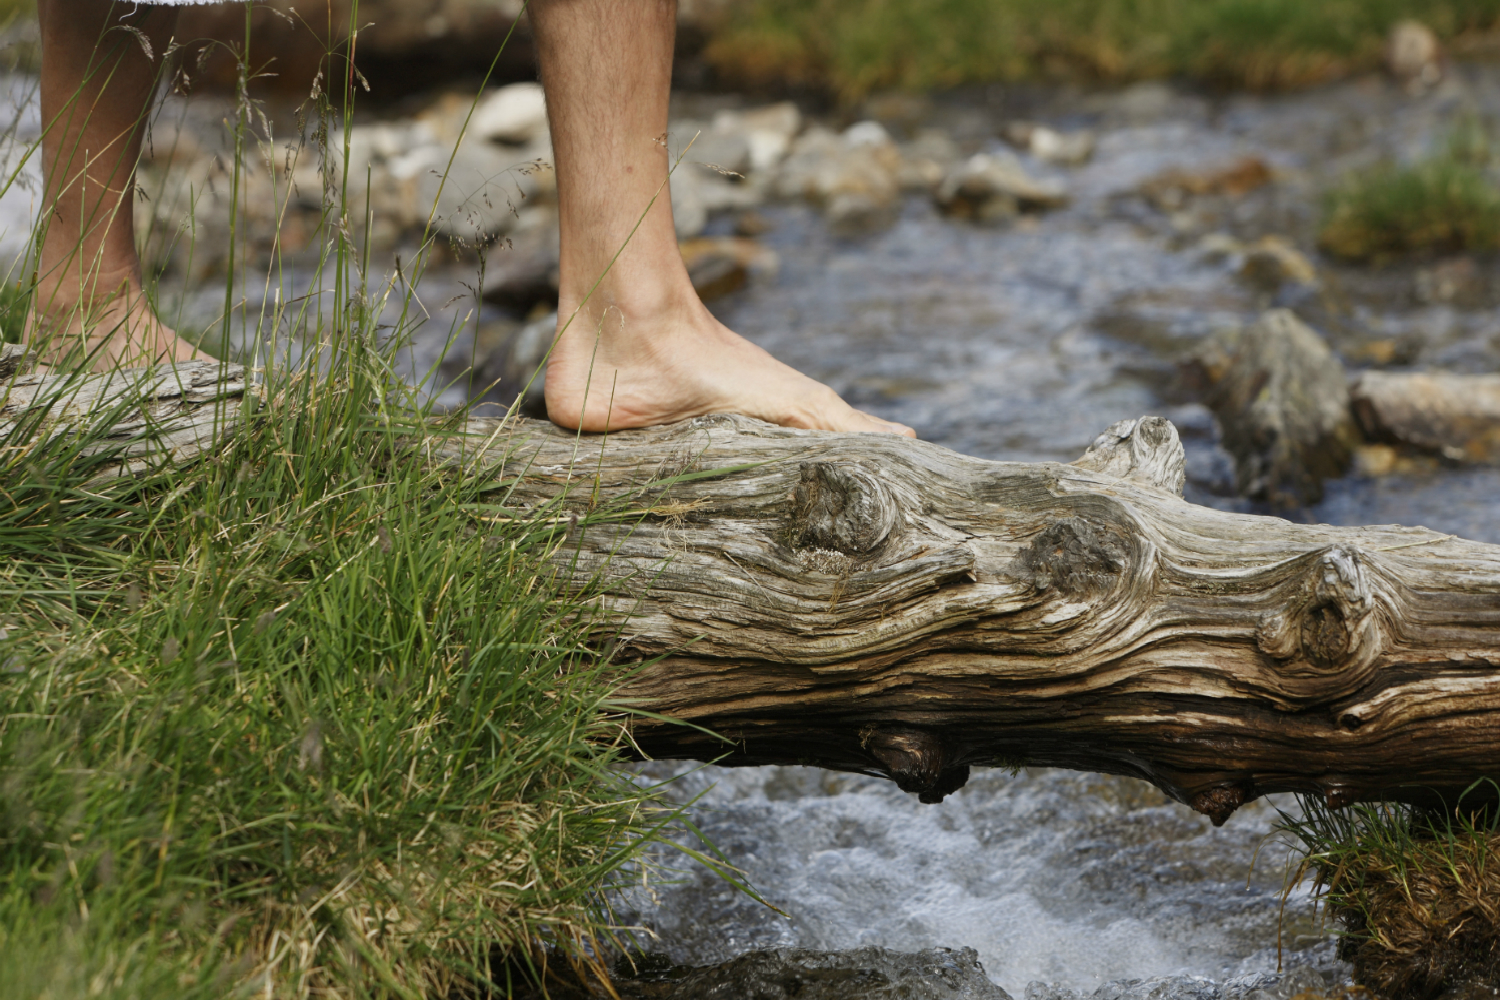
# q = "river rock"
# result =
<box><xmin>1183</xmin><ymin>309</ymin><xmax>1357</xmax><ymax>506</ymax></box>
<box><xmin>1139</xmin><ymin>157</ymin><xmax>1272</xmax><ymax>213</ymax></box>
<box><xmin>774</xmin><ymin>122</ymin><xmax>902</xmax><ymax>235</ymax></box>
<box><xmin>616</xmin><ymin>946</ymin><xmax>1013</xmax><ymax>1000</ymax></box>
<box><xmin>1239</xmin><ymin>236</ymin><xmax>1319</xmax><ymax>292</ymax></box>
<box><xmin>936</xmin><ymin>152</ymin><xmax>1069</xmax><ymax>223</ymax></box>
<box><xmin>899</xmin><ymin>128</ymin><xmax>962</xmax><ymax>190</ymax></box>
<box><xmin>471</xmin><ymin>82</ymin><xmax>548</xmax><ymax>145</ymax></box>
<box><xmin>1350</xmin><ymin>371</ymin><xmax>1500</xmax><ymax>463</ymax></box>
<box><xmin>679</xmin><ymin>236</ymin><xmax>780</xmax><ymax>300</ymax></box>
<box><xmin>1004</xmin><ymin>122</ymin><xmax>1096</xmax><ymax>166</ymax></box>
<box><xmin>1386</xmin><ymin>20</ymin><xmax>1442</xmax><ymax>91</ymax></box>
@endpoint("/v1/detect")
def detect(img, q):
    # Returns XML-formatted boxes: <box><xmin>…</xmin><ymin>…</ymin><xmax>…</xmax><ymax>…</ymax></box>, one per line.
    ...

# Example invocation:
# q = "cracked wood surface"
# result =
<box><xmin>444</xmin><ymin>411</ymin><xmax>1500</xmax><ymax>823</ymax></box>
<box><xmin>0</xmin><ymin>355</ymin><xmax>248</xmax><ymax>476</ymax></box>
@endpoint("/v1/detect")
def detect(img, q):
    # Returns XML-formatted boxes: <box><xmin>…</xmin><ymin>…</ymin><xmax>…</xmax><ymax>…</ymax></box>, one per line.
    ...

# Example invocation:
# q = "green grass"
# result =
<box><xmin>1319</xmin><ymin>118</ymin><xmax>1500</xmax><ymax>261</ymax></box>
<box><xmin>704</xmin><ymin>0</ymin><xmax>1500</xmax><ymax>101</ymax></box>
<box><xmin>0</xmin><ymin>327</ymin><xmax>727</xmax><ymax>1000</ymax></box>
<box><xmin>1279</xmin><ymin>786</ymin><xmax>1500</xmax><ymax>1000</ymax></box>
<box><xmin>0</xmin><ymin>10</ymin><xmax>735</xmax><ymax>999</ymax></box>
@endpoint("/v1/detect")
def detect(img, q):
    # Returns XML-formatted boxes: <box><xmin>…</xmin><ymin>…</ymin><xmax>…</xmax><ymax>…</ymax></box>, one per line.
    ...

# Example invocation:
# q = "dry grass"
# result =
<box><xmin>1281</xmin><ymin>789</ymin><xmax>1500</xmax><ymax>1000</ymax></box>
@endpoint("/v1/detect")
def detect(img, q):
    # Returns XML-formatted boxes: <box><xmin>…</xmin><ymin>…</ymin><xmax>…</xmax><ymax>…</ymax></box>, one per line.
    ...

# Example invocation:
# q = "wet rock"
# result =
<box><xmin>1239</xmin><ymin>236</ymin><xmax>1319</xmax><ymax>292</ymax></box>
<box><xmin>471</xmin><ymin>82</ymin><xmax>548</xmax><ymax>145</ymax></box>
<box><xmin>1004</xmin><ymin>122</ymin><xmax>1096</xmax><ymax>166</ymax></box>
<box><xmin>935</xmin><ymin>152</ymin><xmax>1069</xmax><ymax>223</ymax></box>
<box><xmin>617</xmin><ymin>946</ymin><xmax>1013</xmax><ymax>1000</ymax></box>
<box><xmin>1351</xmin><ymin>371</ymin><xmax>1500</xmax><ymax>463</ymax></box>
<box><xmin>899</xmin><ymin>128</ymin><xmax>962</xmax><ymax>191</ymax></box>
<box><xmin>1183</xmin><ymin>309</ymin><xmax>1358</xmax><ymax>507</ymax></box>
<box><xmin>1140</xmin><ymin>157</ymin><xmax>1273</xmax><ymax>212</ymax></box>
<box><xmin>774</xmin><ymin>122</ymin><xmax>903</xmax><ymax>235</ymax></box>
<box><xmin>1386</xmin><ymin>20</ymin><xmax>1442</xmax><ymax>91</ymax></box>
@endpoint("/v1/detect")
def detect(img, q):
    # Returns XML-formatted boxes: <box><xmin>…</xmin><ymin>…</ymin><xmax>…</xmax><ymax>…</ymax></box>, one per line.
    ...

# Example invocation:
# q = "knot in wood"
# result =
<box><xmin>865</xmin><ymin>728</ymin><xmax>969</xmax><ymax>804</ymax></box>
<box><xmin>789</xmin><ymin>462</ymin><xmax>899</xmax><ymax>557</ymax></box>
<box><xmin>1072</xmin><ymin>416</ymin><xmax>1186</xmax><ymax>497</ymax></box>
<box><xmin>1258</xmin><ymin>545</ymin><xmax>1388</xmax><ymax>675</ymax></box>
<box><xmin>1191</xmin><ymin>784</ymin><xmax>1247</xmax><ymax>827</ymax></box>
<box><xmin>1017</xmin><ymin>516</ymin><xmax>1131</xmax><ymax>597</ymax></box>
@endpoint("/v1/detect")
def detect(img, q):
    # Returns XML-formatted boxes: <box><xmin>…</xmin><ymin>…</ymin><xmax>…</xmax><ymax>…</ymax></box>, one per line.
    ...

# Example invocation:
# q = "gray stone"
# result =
<box><xmin>625</xmin><ymin>946</ymin><xmax>1013</xmax><ymax>1000</ymax></box>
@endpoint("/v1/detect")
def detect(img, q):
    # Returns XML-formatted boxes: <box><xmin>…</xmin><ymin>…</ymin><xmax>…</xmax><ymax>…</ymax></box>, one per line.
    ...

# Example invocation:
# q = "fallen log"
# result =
<box><xmin>449</xmin><ymin>411</ymin><xmax>1500</xmax><ymax>825</ymax></box>
<box><xmin>12</xmin><ymin>360</ymin><xmax>1500</xmax><ymax>825</ymax></box>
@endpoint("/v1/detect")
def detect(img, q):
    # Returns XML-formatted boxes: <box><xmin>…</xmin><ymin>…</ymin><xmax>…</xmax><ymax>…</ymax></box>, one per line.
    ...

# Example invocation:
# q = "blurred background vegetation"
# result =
<box><xmin>700</xmin><ymin>0</ymin><xmax>1500</xmax><ymax>99</ymax></box>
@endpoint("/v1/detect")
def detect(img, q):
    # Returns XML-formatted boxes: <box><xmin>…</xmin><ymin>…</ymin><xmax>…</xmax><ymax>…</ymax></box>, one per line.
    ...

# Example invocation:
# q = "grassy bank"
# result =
<box><xmin>1320</xmin><ymin>118</ymin><xmax>1500</xmax><ymax>261</ymax></box>
<box><xmin>0</xmin><ymin>335</ymin><xmax>722</xmax><ymax>999</ymax></box>
<box><xmin>1282</xmin><ymin>788</ymin><xmax>1500</xmax><ymax>999</ymax></box>
<box><xmin>704</xmin><ymin>0</ymin><xmax>1500</xmax><ymax>101</ymax></box>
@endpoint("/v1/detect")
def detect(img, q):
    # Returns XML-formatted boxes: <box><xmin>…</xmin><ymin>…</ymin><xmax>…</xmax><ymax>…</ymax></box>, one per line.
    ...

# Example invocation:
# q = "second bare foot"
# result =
<box><xmin>544</xmin><ymin>297</ymin><xmax>914</xmax><ymax>436</ymax></box>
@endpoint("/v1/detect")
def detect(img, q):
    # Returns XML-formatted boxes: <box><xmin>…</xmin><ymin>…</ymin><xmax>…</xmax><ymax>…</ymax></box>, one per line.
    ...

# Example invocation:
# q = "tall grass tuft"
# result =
<box><xmin>1319</xmin><ymin>118</ymin><xmax>1500</xmax><ymax>261</ymax></box>
<box><xmin>0</xmin><ymin>4</ymin><xmax>727</xmax><ymax>997</ymax></box>
<box><xmin>1279</xmin><ymin>786</ymin><xmax>1500</xmax><ymax>1000</ymax></box>
<box><xmin>704</xmin><ymin>0</ymin><xmax>1500</xmax><ymax>102</ymax></box>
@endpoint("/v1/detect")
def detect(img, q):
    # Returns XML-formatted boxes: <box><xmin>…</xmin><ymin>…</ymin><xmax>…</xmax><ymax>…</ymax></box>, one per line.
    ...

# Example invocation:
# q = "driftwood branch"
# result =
<box><xmin>20</xmin><ymin>359</ymin><xmax>1500</xmax><ymax>824</ymax></box>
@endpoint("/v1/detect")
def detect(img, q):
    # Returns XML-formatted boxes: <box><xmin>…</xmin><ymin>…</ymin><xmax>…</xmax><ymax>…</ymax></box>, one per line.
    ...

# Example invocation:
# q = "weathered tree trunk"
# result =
<box><xmin>14</xmin><ymin>358</ymin><xmax>1500</xmax><ymax>824</ymax></box>
<box><xmin>443</xmin><ymin>411</ymin><xmax>1500</xmax><ymax>824</ymax></box>
<box><xmin>0</xmin><ymin>352</ymin><xmax>249</xmax><ymax>476</ymax></box>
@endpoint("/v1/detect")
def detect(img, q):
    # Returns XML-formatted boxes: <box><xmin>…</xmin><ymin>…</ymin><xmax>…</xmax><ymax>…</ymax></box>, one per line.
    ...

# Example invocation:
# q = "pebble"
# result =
<box><xmin>1386</xmin><ymin>20</ymin><xmax>1442</xmax><ymax>91</ymax></box>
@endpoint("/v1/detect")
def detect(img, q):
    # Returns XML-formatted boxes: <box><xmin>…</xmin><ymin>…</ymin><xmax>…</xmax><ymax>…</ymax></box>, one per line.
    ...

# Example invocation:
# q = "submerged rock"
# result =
<box><xmin>617</xmin><ymin>946</ymin><xmax>1013</xmax><ymax>1000</ymax></box>
<box><xmin>1024</xmin><ymin>967</ymin><xmax>1334</xmax><ymax>1000</ymax></box>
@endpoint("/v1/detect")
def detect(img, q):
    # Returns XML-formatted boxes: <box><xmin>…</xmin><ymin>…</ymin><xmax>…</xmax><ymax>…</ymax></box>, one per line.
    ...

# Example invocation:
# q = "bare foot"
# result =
<box><xmin>25</xmin><ymin>278</ymin><xmax>203</xmax><ymax>371</ymax></box>
<box><xmin>544</xmin><ymin>297</ymin><xmax>915</xmax><ymax>436</ymax></box>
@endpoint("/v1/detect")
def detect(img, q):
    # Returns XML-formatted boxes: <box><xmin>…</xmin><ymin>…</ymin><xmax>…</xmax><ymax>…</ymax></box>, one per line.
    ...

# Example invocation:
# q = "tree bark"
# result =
<box><xmin>13</xmin><ymin>358</ymin><xmax>1500</xmax><ymax>825</ymax></box>
<box><xmin>0</xmin><ymin>354</ymin><xmax>248</xmax><ymax>477</ymax></box>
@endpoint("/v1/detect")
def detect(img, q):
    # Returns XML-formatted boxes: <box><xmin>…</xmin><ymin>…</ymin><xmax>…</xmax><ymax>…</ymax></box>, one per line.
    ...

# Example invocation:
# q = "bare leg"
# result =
<box><xmin>28</xmin><ymin>0</ymin><xmax>202</xmax><ymax>369</ymax></box>
<box><xmin>531</xmin><ymin>0</ymin><xmax>911</xmax><ymax>436</ymax></box>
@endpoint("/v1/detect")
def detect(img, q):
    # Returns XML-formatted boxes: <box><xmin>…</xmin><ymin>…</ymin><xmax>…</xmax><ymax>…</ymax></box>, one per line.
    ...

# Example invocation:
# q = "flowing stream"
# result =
<box><xmin>6</xmin><ymin>56</ymin><xmax>1500</xmax><ymax>996</ymax></box>
<box><xmin>611</xmin><ymin>69</ymin><xmax>1500</xmax><ymax>995</ymax></box>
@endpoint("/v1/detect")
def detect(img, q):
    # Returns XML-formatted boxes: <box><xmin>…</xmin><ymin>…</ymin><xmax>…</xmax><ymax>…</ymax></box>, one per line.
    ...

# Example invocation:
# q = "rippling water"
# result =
<box><xmin>619</xmin><ymin>765</ymin><xmax>1335</xmax><ymax>994</ymax></box>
